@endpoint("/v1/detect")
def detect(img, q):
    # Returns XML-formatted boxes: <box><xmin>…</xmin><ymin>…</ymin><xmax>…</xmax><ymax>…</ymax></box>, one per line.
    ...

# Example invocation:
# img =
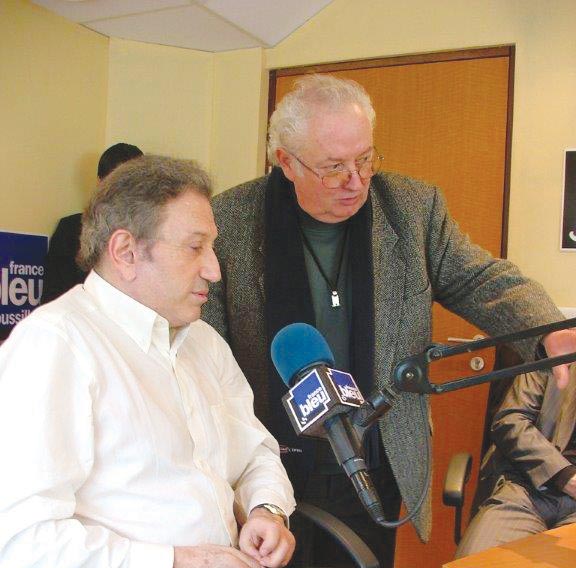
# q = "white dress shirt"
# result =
<box><xmin>0</xmin><ymin>271</ymin><xmax>295</xmax><ymax>568</ymax></box>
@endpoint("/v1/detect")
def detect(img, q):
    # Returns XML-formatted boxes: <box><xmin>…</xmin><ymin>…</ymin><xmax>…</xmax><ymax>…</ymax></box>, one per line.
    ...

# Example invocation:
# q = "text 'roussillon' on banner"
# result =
<box><xmin>0</xmin><ymin>231</ymin><xmax>48</xmax><ymax>340</ymax></box>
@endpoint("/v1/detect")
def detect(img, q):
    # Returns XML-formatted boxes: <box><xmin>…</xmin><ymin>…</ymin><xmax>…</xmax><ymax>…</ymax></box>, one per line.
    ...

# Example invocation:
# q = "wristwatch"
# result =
<box><xmin>252</xmin><ymin>503</ymin><xmax>289</xmax><ymax>528</ymax></box>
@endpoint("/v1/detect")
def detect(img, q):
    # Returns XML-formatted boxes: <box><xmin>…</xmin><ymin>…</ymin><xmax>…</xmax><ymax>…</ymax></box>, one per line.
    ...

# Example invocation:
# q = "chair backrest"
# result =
<box><xmin>295</xmin><ymin>502</ymin><xmax>380</xmax><ymax>568</ymax></box>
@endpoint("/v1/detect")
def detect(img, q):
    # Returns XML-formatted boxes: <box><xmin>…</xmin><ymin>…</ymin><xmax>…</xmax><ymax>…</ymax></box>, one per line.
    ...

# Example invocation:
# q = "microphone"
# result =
<box><xmin>271</xmin><ymin>323</ymin><xmax>392</xmax><ymax>524</ymax></box>
<box><xmin>271</xmin><ymin>322</ymin><xmax>364</xmax><ymax>435</ymax></box>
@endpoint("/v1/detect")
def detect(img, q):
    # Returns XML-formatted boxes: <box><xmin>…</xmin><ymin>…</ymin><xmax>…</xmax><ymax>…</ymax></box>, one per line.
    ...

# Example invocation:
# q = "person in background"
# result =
<box><xmin>40</xmin><ymin>142</ymin><xmax>143</xmax><ymax>303</ymax></box>
<box><xmin>0</xmin><ymin>155</ymin><xmax>295</xmax><ymax>568</ymax></box>
<box><xmin>202</xmin><ymin>74</ymin><xmax>576</xmax><ymax>567</ymax></box>
<box><xmin>455</xmin><ymin>365</ymin><xmax>576</xmax><ymax>557</ymax></box>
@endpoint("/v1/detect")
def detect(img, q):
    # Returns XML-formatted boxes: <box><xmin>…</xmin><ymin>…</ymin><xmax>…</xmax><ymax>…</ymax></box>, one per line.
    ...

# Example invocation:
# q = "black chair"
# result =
<box><xmin>443</xmin><ymin>452</ymin><xmax>473</xmax><ymax>545</ymax></box>
<box><xmin>297</xmin><ymin>455</ymin><xmax>478</xmax><ymax>564</ymax></box>
<box><xmin>295</xmin><ymin>502</ymin><xmax>380</xmax><ymax>568</ymax></box>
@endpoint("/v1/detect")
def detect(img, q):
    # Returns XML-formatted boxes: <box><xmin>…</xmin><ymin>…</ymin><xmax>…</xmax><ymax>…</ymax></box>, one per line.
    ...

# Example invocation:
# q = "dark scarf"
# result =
<box><xmin>264</xmin><ymin>167</ymin><xmax>376</xmax><ymax>496</ymax></box>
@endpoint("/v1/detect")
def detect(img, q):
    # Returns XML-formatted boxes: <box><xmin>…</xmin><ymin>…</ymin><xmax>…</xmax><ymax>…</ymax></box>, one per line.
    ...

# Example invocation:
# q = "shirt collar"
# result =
<box><xmin>83</xmin><ymin>271</ymin><xmax>190</xmax><ymax>354</ymax></box>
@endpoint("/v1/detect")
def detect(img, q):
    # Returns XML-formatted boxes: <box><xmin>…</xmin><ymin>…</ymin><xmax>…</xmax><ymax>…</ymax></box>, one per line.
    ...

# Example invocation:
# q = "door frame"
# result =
<box><xmin>267</xmin><ymin>45</ymin><xmax>515</xmax><ymax>256</ymax></box>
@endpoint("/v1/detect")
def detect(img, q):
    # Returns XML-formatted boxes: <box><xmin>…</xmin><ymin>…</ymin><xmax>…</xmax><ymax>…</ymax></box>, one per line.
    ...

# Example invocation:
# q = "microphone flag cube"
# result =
<box><xmin>282</xmin><ymin>366</ymin><xmax>364</xmax><ymax>438</ymax></box>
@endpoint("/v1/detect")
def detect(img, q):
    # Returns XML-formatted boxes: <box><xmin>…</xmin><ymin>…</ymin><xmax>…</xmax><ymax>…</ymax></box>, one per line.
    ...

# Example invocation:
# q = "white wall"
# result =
<box><xmin>0</xmin><ymin>0</ymin><xmax>108</xmax><ymax>234</ymax></box>
<box><xmin>106</xmin><ymin>38</ymin><xmax>213</xmax><ymax>171</ymax></box>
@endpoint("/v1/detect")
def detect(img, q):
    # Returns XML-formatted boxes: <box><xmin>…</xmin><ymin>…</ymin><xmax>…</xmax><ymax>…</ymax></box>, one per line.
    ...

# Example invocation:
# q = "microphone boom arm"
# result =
<box><xmin>394</xmin><ymin>317</ymin><xmax>576</xmax><ymax>395</ymax></box>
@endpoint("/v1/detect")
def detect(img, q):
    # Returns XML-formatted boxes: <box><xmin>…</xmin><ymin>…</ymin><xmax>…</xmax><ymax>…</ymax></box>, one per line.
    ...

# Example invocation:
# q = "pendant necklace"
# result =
<box><xmin>299</xmin><ymin>222</ymin><xmax>350</xmax><ymax>309</ymax></box>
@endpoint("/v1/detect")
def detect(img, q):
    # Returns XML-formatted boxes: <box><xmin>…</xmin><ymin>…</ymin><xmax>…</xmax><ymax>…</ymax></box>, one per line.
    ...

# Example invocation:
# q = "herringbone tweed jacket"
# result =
<box><xmin>203</xmin><ymin>171</ymin><xmax>562</xmax><ymax>541</ymax></box>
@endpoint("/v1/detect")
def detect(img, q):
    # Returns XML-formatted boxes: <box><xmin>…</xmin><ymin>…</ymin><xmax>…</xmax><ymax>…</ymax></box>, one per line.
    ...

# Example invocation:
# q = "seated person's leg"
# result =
<box><xmin>455</xmin><ymin>476</ymin><xmax>547</xmax><ymax>558</ymax></box>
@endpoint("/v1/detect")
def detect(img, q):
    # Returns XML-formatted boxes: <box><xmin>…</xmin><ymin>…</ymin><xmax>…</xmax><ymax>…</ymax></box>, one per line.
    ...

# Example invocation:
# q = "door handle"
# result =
<box><xmin>446</xmin><ymin>334</ymin><xmax>485</xmax><ymax>343</ymax></box>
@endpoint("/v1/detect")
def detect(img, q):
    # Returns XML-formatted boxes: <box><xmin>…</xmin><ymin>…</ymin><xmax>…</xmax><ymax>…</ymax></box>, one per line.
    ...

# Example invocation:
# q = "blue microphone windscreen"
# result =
<box><xmin>271</xmin><ymin>323</ymin><xmax>335</xmax><ymax>386</ymax></box>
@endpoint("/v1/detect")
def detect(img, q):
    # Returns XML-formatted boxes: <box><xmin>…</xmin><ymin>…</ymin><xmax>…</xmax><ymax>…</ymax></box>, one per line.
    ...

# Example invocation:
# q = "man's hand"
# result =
<box><xmin>174</xmin><ymin>544</ymin><xmax>262</xmax><ymax>568</ymax></box>
<box><xmin>562</xmin><ymin>473</ymin><xmax>576</xmax><ymax>500</ymax></box>
<box><xmin>542</xmin><ymin>329</ymin><xmax>576</xmax><ymax>389</ymax></box>
<box><xmin>238</xmin><ymin>507</ymin><xmax>295</xmax><ymax>568</ymax></box>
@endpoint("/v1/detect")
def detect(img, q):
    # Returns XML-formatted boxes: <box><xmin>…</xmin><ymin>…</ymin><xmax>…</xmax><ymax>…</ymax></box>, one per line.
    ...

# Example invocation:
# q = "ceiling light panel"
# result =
<box><xmin>86</xmin><ymin>4</ymin><xmax>263</xmax><ymax>51</ymax></box>
<box><xmin>204</xmin><ymin>0</ymin><xmax>333</xmax><ymax>46</ymax></box>
<box><xmin>32</xmin><ymin>0</ymin><xmax>190</xmax><ymax>23</ymax></box>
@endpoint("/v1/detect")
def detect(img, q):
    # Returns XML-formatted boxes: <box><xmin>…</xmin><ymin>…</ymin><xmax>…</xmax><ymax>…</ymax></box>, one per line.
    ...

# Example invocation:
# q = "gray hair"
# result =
<box><xmin>267</xmin><ymin>74</ymin><xmax>376</xmax><ymax>166</ymax></box>
<box><xmin>78</xmin><ymin>154</ymin><xmax>212</xmax><ymax>271</ymax></box>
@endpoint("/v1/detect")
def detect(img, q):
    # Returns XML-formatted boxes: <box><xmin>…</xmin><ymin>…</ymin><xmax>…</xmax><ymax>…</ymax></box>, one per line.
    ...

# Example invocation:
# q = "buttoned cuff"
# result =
<box><xmin>129</xmin><ymin>541</ymin><xmax>174</xmax><ymax>568</ymax></box>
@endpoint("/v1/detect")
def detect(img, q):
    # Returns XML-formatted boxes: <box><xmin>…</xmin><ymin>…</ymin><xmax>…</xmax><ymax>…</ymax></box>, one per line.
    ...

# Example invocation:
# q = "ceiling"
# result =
<box><xmin>32</xmin><ymin>0</ymin><xmax>334</xmax><ymax>52</ymax></box>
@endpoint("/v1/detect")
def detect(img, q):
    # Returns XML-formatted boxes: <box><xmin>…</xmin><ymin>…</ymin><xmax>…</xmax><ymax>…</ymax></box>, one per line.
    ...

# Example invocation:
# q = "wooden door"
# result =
<box><xmin>271</xmin><ymin>46</ymin><xmax>513</xmax><ymax>568</ymax></box>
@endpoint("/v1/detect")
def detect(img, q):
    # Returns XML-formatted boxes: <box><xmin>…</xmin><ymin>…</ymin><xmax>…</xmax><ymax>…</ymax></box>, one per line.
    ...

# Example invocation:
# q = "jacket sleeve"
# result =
<box><xmin>424</xmin><ymin>186</ymin><xmax>563</xmax><ymax>360</ymax></box>
<box><xmin>490</xmin><ymin>371</ymin><xmax>571</xmax><ymax>488</ymax></box>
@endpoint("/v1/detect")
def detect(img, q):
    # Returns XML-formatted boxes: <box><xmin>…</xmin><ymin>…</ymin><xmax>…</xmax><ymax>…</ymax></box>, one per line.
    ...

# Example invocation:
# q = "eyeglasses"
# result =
<box><xmin>291</xmin><ymin>148</ymin><xmax>383</xmax><ymax>189</ymax></box>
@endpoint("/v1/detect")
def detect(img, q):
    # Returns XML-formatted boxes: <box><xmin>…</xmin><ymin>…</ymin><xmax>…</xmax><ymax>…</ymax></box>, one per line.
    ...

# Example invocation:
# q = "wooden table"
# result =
<box><xmin>443</xmin><ymin>523</ymin><xmax>576</xmax><ymax>567</ymax></box>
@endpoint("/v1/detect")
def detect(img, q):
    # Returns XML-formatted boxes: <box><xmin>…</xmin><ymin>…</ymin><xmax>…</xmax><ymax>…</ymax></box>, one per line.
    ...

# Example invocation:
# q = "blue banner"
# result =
<box><xmin>0</xmin><ymin>231</ymin><xmax>48</xmax><ymax>339</ymax></box>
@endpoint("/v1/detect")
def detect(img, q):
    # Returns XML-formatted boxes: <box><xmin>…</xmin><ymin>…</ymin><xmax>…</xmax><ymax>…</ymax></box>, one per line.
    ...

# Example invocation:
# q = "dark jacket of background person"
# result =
<box><xmin>40</xmin><ymin>213</ymin><xmax>85</xmax><ymax>303</ymax></box>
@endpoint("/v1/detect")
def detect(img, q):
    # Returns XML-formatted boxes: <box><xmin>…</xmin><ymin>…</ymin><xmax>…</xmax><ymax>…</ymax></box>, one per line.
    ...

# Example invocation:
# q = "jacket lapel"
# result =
<box><xmin>257</xmin><ymin>239</ymin><xmax>265</xmax><ymax>300</ymax></box>
<box><xmin>370</xmin><ymin>186</ymin><xmax>404</xmax><ymax>388</ymax></box>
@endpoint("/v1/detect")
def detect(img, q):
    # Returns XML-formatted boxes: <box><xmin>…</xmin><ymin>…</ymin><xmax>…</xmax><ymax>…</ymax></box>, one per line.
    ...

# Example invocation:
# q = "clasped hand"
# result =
<box><xmin>173</xmin><ymin>508</ymin><xmax>295</xmax><ymax>568</ymax></box>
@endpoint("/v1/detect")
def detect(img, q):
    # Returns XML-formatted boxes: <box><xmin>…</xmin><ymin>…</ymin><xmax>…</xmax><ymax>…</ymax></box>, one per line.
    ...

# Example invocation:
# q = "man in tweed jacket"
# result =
<box><xmin>203</xmin><ymin>75</ymin><xmax>572</xmax><ymax>566</ymax></box>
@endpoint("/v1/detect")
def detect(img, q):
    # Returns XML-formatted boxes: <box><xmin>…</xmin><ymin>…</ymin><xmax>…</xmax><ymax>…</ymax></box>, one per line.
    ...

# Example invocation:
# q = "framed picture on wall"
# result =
<box><xmin>561</xmin><ymin>149</ymin><xmax>576</xmax><ymax>251</ymax></box>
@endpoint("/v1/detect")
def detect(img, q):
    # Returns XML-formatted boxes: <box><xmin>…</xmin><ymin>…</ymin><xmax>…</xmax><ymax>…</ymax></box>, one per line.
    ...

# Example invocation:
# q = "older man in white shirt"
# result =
<box><xmin>0</xmin><ymin>155</ymin><xmax>295</xmax><ymax>568</ymax></box>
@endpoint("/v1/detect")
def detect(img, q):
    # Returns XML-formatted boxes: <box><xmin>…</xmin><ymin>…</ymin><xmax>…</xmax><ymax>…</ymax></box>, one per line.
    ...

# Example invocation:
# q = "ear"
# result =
<box><xmin>276</xmin><ymin>148</ymin><xmax>298</xmax><ymax>182</ymax></box>
<box><xmin>107</xmin><ymin>229</ymin><xmax>139</xmax><ymax>281</ymax></box>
